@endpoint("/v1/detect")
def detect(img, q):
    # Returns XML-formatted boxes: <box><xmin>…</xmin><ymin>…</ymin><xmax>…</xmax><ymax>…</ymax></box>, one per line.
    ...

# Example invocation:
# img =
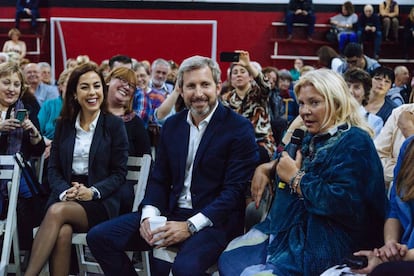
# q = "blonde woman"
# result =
<box><xmin>219</xmin><ymin>69</ymin><xmax>387</xmax><ymax>276</ymax></box>
<box><xmin>2</xmin><ymin>28</ymin><xmax>26</xmax><ymax>60</ymax></box>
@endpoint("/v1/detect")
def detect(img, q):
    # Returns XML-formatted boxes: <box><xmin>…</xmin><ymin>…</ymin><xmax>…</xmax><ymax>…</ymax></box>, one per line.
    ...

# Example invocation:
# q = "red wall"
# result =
<box><xmin>2</xmin><ymin>6</ymin><xmax>291</xmax><ymax>76</ymax></box>
<box><xmin>1</xmin><ymin>5</ymin><xmax>413</xmax><ymax>76</ymax></box>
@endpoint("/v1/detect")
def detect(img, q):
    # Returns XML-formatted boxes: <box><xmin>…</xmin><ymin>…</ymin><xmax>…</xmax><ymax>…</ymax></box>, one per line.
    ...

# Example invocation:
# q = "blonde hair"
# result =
<box><xmin>8</xmin><ymin>28</ymin><xmax>21</xmax><ymax>39</ymax></box>
<box><xmin>294</xmin><ymin>69</ymin><xmax>374</xmax><ymax>137</ymax></box>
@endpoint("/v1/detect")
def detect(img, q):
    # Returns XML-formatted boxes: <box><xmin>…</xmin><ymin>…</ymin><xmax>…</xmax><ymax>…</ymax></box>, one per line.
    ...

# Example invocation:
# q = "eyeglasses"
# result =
<box><xmin>115</xmin><ymin>77</ymin><xmax>135</xmax><ymax>89</ymax></box>
<box><xmin>346</xmin><ymin>58</ymin><xmax>359</xmax><ymax>65</ymax></box>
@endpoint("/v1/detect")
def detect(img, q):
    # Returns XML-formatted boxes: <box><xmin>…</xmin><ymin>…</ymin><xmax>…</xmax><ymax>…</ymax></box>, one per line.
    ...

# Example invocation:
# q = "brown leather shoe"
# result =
<box><xmin>287</xmin><ymin>35</ymin><xmax>293</xmax><ymax>40</ymax></box>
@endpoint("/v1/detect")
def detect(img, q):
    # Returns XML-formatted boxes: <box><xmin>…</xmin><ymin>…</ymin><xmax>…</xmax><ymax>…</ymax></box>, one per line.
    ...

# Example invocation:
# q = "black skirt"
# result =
<box><xmin>71</xmin><ymin>175</ymin><xmax>109</xmax><ymax>229</ymax></box>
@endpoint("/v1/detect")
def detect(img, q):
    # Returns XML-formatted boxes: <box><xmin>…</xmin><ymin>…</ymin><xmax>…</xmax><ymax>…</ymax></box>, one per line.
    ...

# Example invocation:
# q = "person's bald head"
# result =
<box><xmin>394</xmin><ymin>66</ymin><xmax>410</xmax><ymax>86</ymax></box>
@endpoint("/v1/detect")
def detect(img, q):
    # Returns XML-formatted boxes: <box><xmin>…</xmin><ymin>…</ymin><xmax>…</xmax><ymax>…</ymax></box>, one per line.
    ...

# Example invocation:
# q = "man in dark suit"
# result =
<box><xmin>87</xmin><ymin>55</ymin><xmax>259</xmax><ymax>276</ymax></box>
<box><xmin>15</xmin><ymin>0</ymin><xmax>40</xmax><ymax>30</ymax></box>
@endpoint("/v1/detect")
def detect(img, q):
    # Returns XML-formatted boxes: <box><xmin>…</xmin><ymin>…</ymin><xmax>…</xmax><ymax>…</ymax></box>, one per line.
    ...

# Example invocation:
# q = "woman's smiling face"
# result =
<box><xmin>75</xmin><ymin>71</ymin><xmax>104</xmax><ymax>115</ymax></box>
<box><xmin>107</xmin><ymin>76</ymin><xmax>134</xmax><ymax>108</ymax></box>
<box><xmin>0</xmin><ymin>72</ymin><xmax>22</xmax><ymax>108</ymax></box>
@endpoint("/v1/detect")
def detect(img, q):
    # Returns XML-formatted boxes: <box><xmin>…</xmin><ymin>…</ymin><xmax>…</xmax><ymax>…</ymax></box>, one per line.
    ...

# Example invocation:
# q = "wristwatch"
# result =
<box><xmin>186</xmin><ymin>220</ymin><xmax>197</xmax><ymax>235</ymax></box>
<box><xmin>91</xmin><ymin>187</ymin><xmax>99</xmax><ymax>200</ymax></box>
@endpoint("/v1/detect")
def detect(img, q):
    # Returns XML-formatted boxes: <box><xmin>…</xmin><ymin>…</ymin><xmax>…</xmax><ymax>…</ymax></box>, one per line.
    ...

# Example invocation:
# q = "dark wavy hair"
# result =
<box><xmin>60</xmin><ymin>62</ymin><xmax>108</xmax><ymax>122</ymax></box>
<box><xmin>343</xmin><ymin>68</ymin><xmax>372</xmax><ymax>106</ymax></box>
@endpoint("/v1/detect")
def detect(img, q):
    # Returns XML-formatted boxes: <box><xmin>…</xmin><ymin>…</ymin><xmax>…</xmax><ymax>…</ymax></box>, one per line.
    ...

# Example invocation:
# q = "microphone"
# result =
<box><xmin>286</xmin><ymin>129</ymin><xmax>305</xmax><ymax>159</ymax></box>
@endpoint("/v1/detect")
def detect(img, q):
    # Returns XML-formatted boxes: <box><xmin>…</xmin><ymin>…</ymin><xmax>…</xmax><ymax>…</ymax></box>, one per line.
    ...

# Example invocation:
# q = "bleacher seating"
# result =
<box><xmin>270</xmin><ymin>21</ymin><xmax>414</xmax><ymax>68</ymax></box>
<box><xmin>0</xmin><ymin>18</ymin><xmax>48</xmax><ymax>62</ymax></box>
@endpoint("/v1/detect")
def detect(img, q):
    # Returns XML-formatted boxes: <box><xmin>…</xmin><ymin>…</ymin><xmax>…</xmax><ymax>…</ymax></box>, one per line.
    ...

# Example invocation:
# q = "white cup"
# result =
<box><xmin>148</xmin><ymin>216</ymin><xmax>167</xmax><ymax>245</ymax></box>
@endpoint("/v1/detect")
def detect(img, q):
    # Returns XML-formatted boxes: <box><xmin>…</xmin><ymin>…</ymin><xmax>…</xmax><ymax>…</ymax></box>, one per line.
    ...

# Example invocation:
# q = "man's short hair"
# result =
<box><xmin>109</xmin><ymin>55</ymin><xmax>132</xmax><ymax>70</ymax></box>
<box><xmin>344</xmin><ymin>43</ymin><xmax>363</xmax><ymax>58</ymax></box>
<box><xmin>176</xmin><ymin>56</ymin><xmax>221</xmax><ymax>89</ymax></box>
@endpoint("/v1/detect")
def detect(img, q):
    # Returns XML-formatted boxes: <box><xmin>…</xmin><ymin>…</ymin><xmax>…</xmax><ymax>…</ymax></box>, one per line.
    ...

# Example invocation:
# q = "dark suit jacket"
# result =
<box><xmin>142</xmin><ymin>103</ymin><xmax>259</xmax><ymax>240</ymax></box>
<box><xmin>48</xmin><ymin>112</ymin><xmax>128</xmax><ymax>219</ymax></box>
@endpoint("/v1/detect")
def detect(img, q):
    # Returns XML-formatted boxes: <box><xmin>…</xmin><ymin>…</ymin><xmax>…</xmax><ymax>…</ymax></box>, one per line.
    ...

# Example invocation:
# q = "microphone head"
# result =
<box><xmin>290</xmin><ymin>128</ymin><xmax>305</xmax><ymax>145</ymax></box>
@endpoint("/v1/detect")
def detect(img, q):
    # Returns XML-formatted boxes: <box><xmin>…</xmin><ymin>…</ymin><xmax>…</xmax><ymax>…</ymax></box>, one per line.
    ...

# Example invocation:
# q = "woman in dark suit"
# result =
<box><xmin>25</xmin><ymin>63</ymin><xmax>129</xmax><ymax>276</ymax></box>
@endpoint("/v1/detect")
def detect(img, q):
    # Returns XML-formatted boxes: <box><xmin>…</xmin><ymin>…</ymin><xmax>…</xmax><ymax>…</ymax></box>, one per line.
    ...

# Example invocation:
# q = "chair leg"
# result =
<box><xmin>141</xmin><ymin>251</ymin><xmax>151</xmax><ymax>276</ymax></box>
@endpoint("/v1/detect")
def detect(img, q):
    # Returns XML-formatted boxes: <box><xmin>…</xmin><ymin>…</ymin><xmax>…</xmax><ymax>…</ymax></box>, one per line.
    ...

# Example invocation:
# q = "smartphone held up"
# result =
<box><xmin>220</xmin><ymin>52</ymin><xmax>240</xmax><ymax>62</ymax></box>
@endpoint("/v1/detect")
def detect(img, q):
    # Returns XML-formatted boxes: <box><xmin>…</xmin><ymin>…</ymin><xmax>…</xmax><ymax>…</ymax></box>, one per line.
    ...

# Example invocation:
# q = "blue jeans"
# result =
<box><xmin>285</xmin><ymin>11</ymin><xmax>315</xmax><ymax>36</ymax></box>
<box><xmin>338</xmin><ymin>32</ymin><xmax>357</xmax><ymax>54</ymax></box>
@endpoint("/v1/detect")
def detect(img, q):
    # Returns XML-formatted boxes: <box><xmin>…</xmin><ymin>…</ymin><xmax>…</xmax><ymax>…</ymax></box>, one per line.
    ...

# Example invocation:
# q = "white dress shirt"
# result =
<box><xmin>141</xmin><ymin>103</ymin><xmax>219</xmax><ymax>232</ymax></box>
<box><xmin>59</xmin><ymin>111</ymin><xmax>101</xmax><ymax>201</ymax></box>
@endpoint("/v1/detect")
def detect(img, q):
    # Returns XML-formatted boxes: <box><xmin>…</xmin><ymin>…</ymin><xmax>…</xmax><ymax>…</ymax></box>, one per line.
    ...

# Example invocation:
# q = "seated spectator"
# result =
<box><xmin>344</xmin><ymin>68</ymin><xmax>384</xmax><ymax>137</ymax></box>
<box><xmin>403</xmin><ymin>7</ymin><xmax>414</xmax><ymax>59</ymax></box>
<box><xmin>379</xmin><ymin>0</ymin><xmax>400</xmax><ymax>42</ymax></box>
<box><xmin>24</xmin><ymin>63</ymin><xmax>129</xmax><ymax>276</ymax></box>
<box><xmin>387</xmin><ymin>66</ymin><xmax>411</xmax><ymax>105</ymax></box>
<box><xmin>132</xmin><ymin>61</ymin><xmax>153</xmax><ymax>128</ymax></box>
<box><xmin>365</xmin><ymin>66</ymin><xmax>397</xmax><ymax>124</ymax></box>
<box><xmin>330</xmin><ymin>1</ymin><xmax>358</xmax><ymax>54</ymax></box>
<box><xmin>105</xmin><ymin>67</ymin><xmax>151</xmax><ymax>214</ymax></box>
<box><xmin>277</xmin><ymin>69</ymin><xmax>299</xmax><ymax>123</ymax></box>
<box><xmin>0</xmin><ymin>62</ymin><xmax>46</xmax><ymax>250</ymax></box>
<box><xmin>23</xmin><ymin>63</ymin><xmax>59</xmax><ymax>108</ymax></box>
<box><xmin>221</xmin><ymin>50</ymin><xmax>275</xmax><ymax>161</ymax></box>
<box><xmin>218</xmin><ymin>69</ymin><xmax>387</xmax><ymax>276</ymax></box>
<box><xmin>357</xmin><ymin>4</ymin><xmax>382</xmax><ymax>59</ymax></box>
<box><xmin>2</xmin><ymin>28</ymin><xmax>26</xmax><ymax>60</ymax></box>
<box><xmin>375</xmin><ymin>104</ymin><xmax>414</xmax><ymax>188</ymax></box>
<box><xmin>316</xmin><ymin>45</ymin><xmax>343</xmax><ymax>73</ymax></box>
<box><xmin>263</xmin><ymin>66</ymin><xmax>287</xmax><ymax>146</ymax></box>
<box><xmin>289</xmin><ymin>58</ymin><xmax>303</xmax><ymax>81</ymax></box>
<box><xmin>147</xmin><ymin>58</ymin><xmax>174</xmax><ymax>147</ymax></box>
<box><xmin>285</xmin><ymin>0</ymin><xmax>315</xmax><ymax>41</ymax></box>
<box><xmin>337</xmin><ymin>42</ymin><xmax>380</xmax><ymax>75</ymax></box>
<box><xmin>38</xmin><ymin>62</ymin><xmax>53</xmax><ymax>85</ymax></box>
<box><xmin>15</xmin><ymin>0</ymin><xmax>40</xmax><ymax>31</ymax></box>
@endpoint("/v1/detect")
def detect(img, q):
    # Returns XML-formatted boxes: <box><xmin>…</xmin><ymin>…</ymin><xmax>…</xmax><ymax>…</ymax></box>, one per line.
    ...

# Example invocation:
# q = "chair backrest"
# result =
<box><xmin>29</xmin><ymin>153</ymin><xmax>45</xmax><ymax>184</ymax></box>
<box><xmin>71</xmin><ymin>154</ymin><xmax>152</xmax><ymax>276</ymax></box>
<box><xmin>128</xmin><ymin>154</ymin><xmax>152</xmax><ymax>212</ymax></box>
<box><xmin>0</xmin><ymin>155</ymin><xmax>22</xmax><ymax>275</ymax></box>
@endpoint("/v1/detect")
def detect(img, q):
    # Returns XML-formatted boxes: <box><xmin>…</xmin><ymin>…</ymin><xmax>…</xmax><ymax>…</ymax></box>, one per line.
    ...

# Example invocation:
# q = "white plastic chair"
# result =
<box><xmin>0</xmin><ymin>155</ymin><xmax>23</xmax><ymax>276</ymax></box>
<box><xmin>73</xmin><ymin>154</ymin><xmax>152</xmax><ymax>276</ymax></box>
